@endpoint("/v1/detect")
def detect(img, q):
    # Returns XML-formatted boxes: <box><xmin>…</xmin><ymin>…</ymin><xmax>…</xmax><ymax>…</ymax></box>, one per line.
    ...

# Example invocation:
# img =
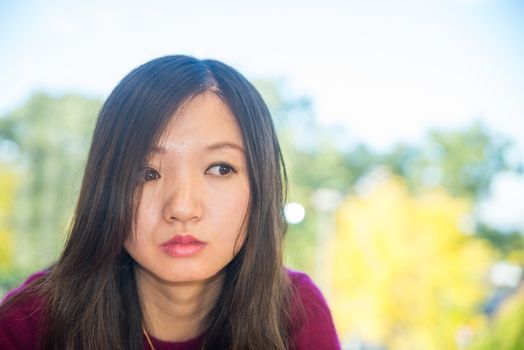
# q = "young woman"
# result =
<box><xmin>0</xmin><ymin>55</ymin><xmax>340</xmax><ymax>350</ymax></box>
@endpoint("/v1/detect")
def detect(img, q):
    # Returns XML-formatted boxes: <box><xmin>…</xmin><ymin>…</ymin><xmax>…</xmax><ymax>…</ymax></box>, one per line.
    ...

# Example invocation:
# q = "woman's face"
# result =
<box><xmin>124</xmin><ymin>91</ymin><xmax>250</xmax><ymax>283</ymax></box>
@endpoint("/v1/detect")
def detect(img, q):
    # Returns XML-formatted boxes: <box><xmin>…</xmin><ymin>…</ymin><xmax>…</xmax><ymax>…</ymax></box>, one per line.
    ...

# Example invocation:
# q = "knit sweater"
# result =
<box><xmin>0</xmin><ymin>269</ymin><xmax>340</xmax><ymax>349</ymax></box>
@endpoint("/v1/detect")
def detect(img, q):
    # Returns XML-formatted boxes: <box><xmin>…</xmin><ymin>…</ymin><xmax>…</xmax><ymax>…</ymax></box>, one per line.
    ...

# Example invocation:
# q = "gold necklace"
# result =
<box><xmin>142</xmin><ymin>326</ymin><xmax>155</xmax><ymax>350</ymax></box>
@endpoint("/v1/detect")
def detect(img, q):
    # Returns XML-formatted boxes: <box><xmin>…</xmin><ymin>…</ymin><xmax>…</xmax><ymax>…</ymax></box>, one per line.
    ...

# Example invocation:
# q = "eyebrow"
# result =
<box><xmin>205</xmin><ymin>141</ymin><xmax>244</xmax><ymax>153</ymax></box>
<box><xmin>151</xmin><ymin>142</ymin><xmax>244</xmax><ymax>154</ymax></box>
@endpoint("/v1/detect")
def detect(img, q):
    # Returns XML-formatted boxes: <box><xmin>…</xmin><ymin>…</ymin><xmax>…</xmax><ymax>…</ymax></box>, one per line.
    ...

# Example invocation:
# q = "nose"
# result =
<box><xmin>163</xmin><ymin>175</ymin><xmax>203</xmax><ymax>224</ymax></box>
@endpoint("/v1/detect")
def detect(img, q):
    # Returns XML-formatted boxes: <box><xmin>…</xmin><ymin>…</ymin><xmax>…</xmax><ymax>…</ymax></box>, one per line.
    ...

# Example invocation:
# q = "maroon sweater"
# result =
<box><xmin>0</xmin><ymin>269</ymin><xmax>340</xmax><ymax>349</ymax></box>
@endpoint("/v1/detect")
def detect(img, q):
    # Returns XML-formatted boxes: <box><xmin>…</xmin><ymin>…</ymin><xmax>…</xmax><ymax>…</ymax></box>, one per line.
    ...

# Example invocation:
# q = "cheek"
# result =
<box><xmin>125</xmin><ymin>197</ymin><xmax>157</xmax><ymax>254</ymax></box>
<box><xmin>133</xmin><ymin>195</ymin><xmax>158</xmax><ymax>237</ymax></box>
<box><xmin>210</xmin><ymin>186</ymin><xmax>250</xmax><ymax>243</ymax></box>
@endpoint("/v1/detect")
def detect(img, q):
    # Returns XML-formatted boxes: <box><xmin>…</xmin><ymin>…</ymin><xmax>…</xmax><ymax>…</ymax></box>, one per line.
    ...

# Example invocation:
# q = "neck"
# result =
<box><xmin>136</xmin><ymin>266</ymin><xmax>224</xmax><ymax>342</ymax></box>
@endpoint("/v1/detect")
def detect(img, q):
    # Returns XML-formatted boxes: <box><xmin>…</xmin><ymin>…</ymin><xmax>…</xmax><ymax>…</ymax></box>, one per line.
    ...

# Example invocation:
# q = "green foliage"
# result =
<box><xmin>255</xmin><ymin>79</ymin><xmax>521</xmax><ymax>271</ymax></box>
<box><xmin>476</xmin><ymin>223</ymin><xmax>524</xmax><ymax>257</ymax></box>
<box><xmin>382</xmin><ymin>121</ymin><xmax>514</xmax><ymax>201</ymax></box>
<box><xmin>469</xmin><ymin>288</ymin><xmax>524</xmax><ymax>350</ymax></box>
<box><xmin>0</xmin><ymin>93</ymin><xmax>101</xmax><ymax>273</ymax></box>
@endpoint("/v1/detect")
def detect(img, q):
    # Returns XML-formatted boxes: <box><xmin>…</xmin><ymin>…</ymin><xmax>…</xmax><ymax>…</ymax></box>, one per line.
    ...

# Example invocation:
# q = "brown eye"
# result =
<box><xmin>206</xmin><ymin>163</ymin><xmax>235</xmax><ymax>176</ymax></box>
<box><xmin>218</xmin><ymin>165</ymin><xmax>232</xmax><ymax>175</ymax></box>
<box><xmin>144</xmin><ymin>167</ymin><xmax>161</xmax><ymax>181</ymax></box>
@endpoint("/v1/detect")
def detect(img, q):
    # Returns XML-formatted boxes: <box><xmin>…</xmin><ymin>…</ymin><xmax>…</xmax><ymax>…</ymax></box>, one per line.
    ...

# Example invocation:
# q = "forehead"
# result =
<box><xmin>157</xmin><ymin>91</ymin><xmax>244</xmax><ymax>149</ymax></box>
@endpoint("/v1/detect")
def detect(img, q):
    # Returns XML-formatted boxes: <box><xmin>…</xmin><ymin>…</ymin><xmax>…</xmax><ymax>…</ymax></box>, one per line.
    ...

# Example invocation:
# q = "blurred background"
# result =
<box><xmin>1</xmin><ymin>0</ymin><xmax>523</xmax><ymax>349</ymax></box>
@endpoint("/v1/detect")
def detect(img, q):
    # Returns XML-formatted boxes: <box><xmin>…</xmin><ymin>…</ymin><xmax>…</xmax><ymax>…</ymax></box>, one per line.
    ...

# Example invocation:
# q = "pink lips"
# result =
<box><xmin>160</xmin><ymin>235</ymin><xmax>206</xmax><ymax>257</ymax></box>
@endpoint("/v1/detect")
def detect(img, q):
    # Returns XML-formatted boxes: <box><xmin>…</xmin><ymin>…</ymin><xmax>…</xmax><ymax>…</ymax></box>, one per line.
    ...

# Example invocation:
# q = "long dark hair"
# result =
<box><xmin>5</xmin><ymin>56</ymin><xmax>292</xmax><ymax>349</ymax></box>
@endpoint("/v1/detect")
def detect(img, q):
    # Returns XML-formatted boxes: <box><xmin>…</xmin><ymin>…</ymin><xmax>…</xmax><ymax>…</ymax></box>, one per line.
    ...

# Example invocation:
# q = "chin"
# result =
<box><xmin>159</xmin><ymin>266</ymin><xmax>225</xmax><ymax>285</ymax></box>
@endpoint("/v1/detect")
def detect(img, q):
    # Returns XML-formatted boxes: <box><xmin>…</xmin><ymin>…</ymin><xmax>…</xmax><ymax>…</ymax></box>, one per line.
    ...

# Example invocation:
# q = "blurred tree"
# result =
<box><xmin>380</xmin><ymin>122</ymin><xmax>523</xmax><ymax>260</ymax></box>
<box><xmin>476</xmin><ymin>223</ymin><xmax>524</xmax><ymax>260</ymax></box>
<box><xmin>256</xmin><ymin>80</ymin><xmax>520</xmax><ymax>278</ymax></box>
<box><xmin>0</xmin><ymin>167</ymin><xmax>15</xmax><ymax>272</ymax></box>
<box><xmin>257</xmin><ymin>81</ymin><xmax>522</xmax><ymax>350</ymax></box>
<box><xmin>0</xmin><ymin>93</ymin><xmax>101</xmax><ymax>272</ymax></box>
<box><xmin>255</xmin><ymin>80</ymin><xmax>321</xmax><ymax>272</ymax></box>
<box><xmin>468</xmin><ymin>286</ymin><xmax>524</xmax><ymax>350</ymax></box>
<box><xmin>382</xmin><ymin>121</ymin><xmax>514</xmax><ymax>201</ymax></box>
<box><xmin>281</xmin><ymin>140</ymin><xmax>375</xmax><ymax>272</ymax></box>
<box><xmin>255</xmin><ymin>80</ymin><xmax>381</xmax><ymax>272</ymax></box>
<box><xmin>332</xmin><ymin>174</ymin><xmax>494</xmax><ymax>350</ymax></box>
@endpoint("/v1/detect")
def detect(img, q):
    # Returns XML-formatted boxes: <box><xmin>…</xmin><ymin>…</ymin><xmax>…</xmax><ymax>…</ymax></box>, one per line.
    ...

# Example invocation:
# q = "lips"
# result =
<box><xmin>160</xmin><ymin>234</ymin><xmax>206</xmax><ymax>257</ymax></box>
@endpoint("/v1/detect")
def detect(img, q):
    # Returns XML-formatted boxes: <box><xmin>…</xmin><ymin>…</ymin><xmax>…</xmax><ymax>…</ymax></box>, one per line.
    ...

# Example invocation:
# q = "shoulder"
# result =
<box><xmin>1</xmin><ymin>270</ymin><xmax>48</xmax><ymax>302</ymax></box>
<box><xmin>286</xmin><ymin>268</ymin><xmax>341</xmax><ymax>350</ymax></box>
<box><xmin>0</xmin><ymin>270</ymin><xmax>48</xmax><ymax>350</ymax></box>
<box><xmin>287</xmin><ymin>269</ymin><xmax>329</xmax><ymax>310</ymax></box>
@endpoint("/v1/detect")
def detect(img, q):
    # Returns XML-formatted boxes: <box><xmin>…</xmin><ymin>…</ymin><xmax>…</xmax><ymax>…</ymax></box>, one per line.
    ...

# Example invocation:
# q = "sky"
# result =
<box><xmin>1</xmin><ymin>0</ymin><xmax>523</xmax><ymax>229</ymax></box>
